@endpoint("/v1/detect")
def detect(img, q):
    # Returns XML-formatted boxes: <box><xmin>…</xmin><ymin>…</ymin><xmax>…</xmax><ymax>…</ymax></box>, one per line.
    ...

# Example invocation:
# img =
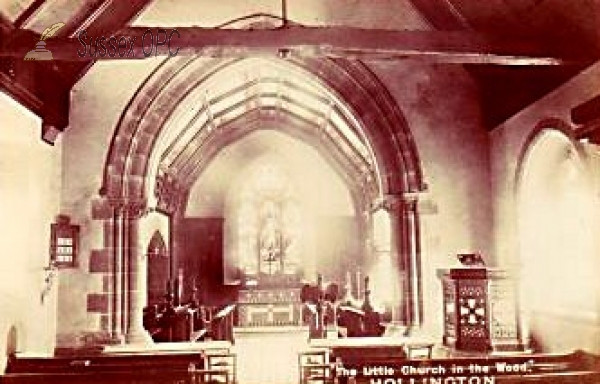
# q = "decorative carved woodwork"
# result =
<box><xmin>438</xmin><ymin>267</ymin><xmax>525</xmax><ymax>352</ymax></box>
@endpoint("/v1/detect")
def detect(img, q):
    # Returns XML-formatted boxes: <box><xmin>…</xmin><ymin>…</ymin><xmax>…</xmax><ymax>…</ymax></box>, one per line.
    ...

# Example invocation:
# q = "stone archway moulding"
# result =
<box><xmin>101</xmin><ymin>56</ymin><xmax>424</xmax><ymax>203</ymax></box>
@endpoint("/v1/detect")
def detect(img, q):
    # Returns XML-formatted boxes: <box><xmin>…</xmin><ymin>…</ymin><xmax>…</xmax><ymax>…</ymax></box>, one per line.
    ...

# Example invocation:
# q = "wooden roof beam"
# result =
<box><xmin>1</xmin><ymin>26</ymin><xmax>593</xmax><ymax>65</ymax></box>
<box><xmin>0</xmin><ymin>14</ymin><xmax>69</xmax><ymax>144</ymax></box>
<box><xmin>574</xmin><ymin>118</ymin><xmax>600</xmax><ymax>144</ymax></box>
<box><xmin>56</xmin><ymin>0</ymin><xmax>153</xmax><ymax>83</ymax></box>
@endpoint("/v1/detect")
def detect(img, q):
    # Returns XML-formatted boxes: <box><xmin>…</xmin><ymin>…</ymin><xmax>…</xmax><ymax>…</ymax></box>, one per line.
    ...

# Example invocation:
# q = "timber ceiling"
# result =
<box><xmin>0</xmin><ymin>0</ymin><xmax>599</xmax><ymax>132</ymax></box>
<box><xmin>409</xmin><ymin>0</ymin><xmax>600</xmax><ymax>128</ymax></box>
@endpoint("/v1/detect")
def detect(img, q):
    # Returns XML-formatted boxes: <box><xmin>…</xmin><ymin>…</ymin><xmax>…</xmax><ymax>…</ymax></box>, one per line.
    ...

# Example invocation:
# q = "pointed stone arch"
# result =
<box><xmin>101</xmin><ymin>56</ymin><xmax>423</xmax><ymax>205</ymax></box>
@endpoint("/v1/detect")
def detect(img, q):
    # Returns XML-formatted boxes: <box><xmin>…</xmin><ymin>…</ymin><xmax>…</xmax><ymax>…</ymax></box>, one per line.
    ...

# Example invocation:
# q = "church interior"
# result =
<box><xmin>1</xmin><ymin>0</ymin><xmax>600</xmax><ymax>383</ymax></box>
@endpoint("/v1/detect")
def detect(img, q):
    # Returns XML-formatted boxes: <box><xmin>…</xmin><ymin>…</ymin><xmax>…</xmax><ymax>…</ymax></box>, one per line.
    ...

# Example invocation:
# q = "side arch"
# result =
<box><xmin>514</xmin><ymin>117</ymin><xmax>581</xmax><ymax>195</ymax></box>
<box><xmin>515</xmin><ymin>122</ymin><xmax>600</xmax><ymax>350</ymax></box>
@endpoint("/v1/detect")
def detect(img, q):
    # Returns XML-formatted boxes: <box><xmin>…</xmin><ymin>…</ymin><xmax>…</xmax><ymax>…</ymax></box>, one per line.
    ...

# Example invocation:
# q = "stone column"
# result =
<box><xmin>372</xmin><ymin>196</ymin><xmax>402</xmax><ymax>323</ymax></box>
<box><xmin>124</xmin><ymin>202</ymin><xmax>153</xmax><ymax>344</ymax></box>
<box><xmin>400</xmin><ymin>193</ymin><xmax>423</xmax><ymax>327</ymax></box>
<box><xmin>109</xmin><ymin>202</ymin><xmax>125</xmax><ymax>343</ymax></box>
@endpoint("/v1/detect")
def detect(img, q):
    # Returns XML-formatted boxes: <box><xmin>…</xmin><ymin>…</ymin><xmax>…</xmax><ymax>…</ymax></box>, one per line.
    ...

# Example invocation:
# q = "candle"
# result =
<box><xmin>356</xmin><ymin>270</ymin><xmax>362</xmax><ymax>300</ymax></box>
<box><xmin>178</xmin><ymin>268</ymin><xmax>184</xmax><ymax>304</ymax></box>
<box><xmin>345</xmin><ymin>271</ymin><xmax>352</xmax><ymax>294</ymax></box>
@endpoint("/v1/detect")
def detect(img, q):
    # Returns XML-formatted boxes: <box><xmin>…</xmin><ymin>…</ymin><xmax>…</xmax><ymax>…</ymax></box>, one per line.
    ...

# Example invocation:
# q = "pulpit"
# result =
<box><xmin>437</xmin><ymin>267</ymin><xmax>525</xmax><ymax>352</ymax></box>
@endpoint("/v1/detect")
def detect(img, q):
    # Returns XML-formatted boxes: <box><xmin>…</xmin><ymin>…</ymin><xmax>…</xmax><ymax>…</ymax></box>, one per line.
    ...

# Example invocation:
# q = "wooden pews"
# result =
<box><xmin>2</xmin><ymin>353</ymin><xmax>204</xmax><ymax>383</ymax></box>
<box><xmin>2</xmin><ymin>341</ymin><xmax>236</xmax><ymax>384</ymax></box>
<box><xmin>494</xmin><ymin>351</ymin><xmax>600</xmax><ymax>383</ymax></box>
<box><xmin>300</xmin><ymin>339</ymin><xmax>600</xmax><ymax>384</ymax></box>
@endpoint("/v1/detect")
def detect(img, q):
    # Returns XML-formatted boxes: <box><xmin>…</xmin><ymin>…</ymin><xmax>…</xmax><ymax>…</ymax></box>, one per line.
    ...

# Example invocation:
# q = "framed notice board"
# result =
<box><xmin>50</xmin><ymin>215</ymin><xmax>79</xmax><ymax>267</ymax></box>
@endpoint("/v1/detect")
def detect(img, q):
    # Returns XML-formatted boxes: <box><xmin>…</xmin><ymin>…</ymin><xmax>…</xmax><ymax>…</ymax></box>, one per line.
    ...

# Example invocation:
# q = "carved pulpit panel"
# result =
<box><xmin>438</xmin><ymin>268</ymin><xmax>525</xmax><ymax>352</ymax></box>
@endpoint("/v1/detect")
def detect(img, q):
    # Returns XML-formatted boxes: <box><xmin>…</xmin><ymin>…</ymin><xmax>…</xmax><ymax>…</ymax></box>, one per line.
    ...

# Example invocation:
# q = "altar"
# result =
<box><xmin>234</xmin><ymin>189</ymin><xmax>306</xmax><ymax>327</ymax></box>
<box><xmin>237</xmin><ymin>287</ymin><xmax>303</xmax><ymax>327</ymax></box>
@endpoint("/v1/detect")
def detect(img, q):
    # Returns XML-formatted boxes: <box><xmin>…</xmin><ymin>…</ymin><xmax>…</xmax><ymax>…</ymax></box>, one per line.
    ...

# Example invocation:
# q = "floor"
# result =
<box><xmin>230</xmin><ymin>324</ymin><xmax>446</xmax><ymax>384</ymax></box>
<box><xmin>233</xmin><ymin>326</ymin><xmax>309</xmax><ymax>384</ymax></box>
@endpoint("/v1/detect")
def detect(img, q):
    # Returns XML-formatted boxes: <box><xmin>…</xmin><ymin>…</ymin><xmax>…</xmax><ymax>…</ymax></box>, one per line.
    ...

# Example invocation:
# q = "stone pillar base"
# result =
<box><xmin>125</xmin><ymin>327</ymin><xmax>153</xmax><ymax>345</ymax></box>
<box><xmin>109</xmin><ymin>333</ymin><xmax>126</xmax><ymax>345</ymax></box>
<box><xmin>384</xmin><ymin>321</ymin><xmax>409</xmax><ymax>337</ymax></box>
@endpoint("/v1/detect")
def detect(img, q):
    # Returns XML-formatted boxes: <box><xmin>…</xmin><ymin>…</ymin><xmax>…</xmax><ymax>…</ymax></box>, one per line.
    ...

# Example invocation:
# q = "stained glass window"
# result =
<box><xmin>236</xmin><ymin>162</ymin><xmax>302</xmax><ymax>277</ymax></box>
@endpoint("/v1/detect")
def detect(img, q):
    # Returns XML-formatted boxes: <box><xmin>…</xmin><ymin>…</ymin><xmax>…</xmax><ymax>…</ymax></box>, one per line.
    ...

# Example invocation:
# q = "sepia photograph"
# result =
<box><xmin>1</xmin><ymin>1</ymin><xmax>600</xmax><ymax>383</ymax></box>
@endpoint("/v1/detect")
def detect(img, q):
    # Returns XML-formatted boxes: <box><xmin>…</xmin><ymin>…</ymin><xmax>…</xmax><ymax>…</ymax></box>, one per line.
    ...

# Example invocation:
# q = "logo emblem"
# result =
<box><xmin>24</xmin><ymin>22</ymin><xmax>65</xmax><ymax>61</ymax></box>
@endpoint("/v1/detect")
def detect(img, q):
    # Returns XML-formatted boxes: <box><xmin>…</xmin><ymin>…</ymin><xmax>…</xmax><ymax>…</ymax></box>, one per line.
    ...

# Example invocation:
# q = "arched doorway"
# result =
<box><xmin>146</xmin><ymin>230</ymin><xmax>169</xmax><ymax>307</ymax></box>
<box><xmin>99</xmin><ymin>55</ymin><xmax>424</xmax><ymax>343</ymax></box>
<box><xmin>517</xmin><ymin>127</ymin><xmax>599</xmax><ymax>351</ymax></box>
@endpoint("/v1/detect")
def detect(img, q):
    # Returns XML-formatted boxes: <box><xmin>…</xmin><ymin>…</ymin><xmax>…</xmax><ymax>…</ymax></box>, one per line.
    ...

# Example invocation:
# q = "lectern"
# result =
<box><xmin>438</xmin><ymin>267</ymin><xmax>525</xmax><ymax>352</ymax></box>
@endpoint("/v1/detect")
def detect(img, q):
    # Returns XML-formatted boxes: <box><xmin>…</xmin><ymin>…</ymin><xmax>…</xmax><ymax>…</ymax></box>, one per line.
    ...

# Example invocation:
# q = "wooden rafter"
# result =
<box><xmin>56</xmin><ymin>0</ymin><xmax>152</xmax><ymax>82</ymax></box>
<box><xmin>0</xmin><ymin>14</ymin><xmax>68</xmax><ymax>143</ymax></box>
<box><xmin>408</xmin><ymin>0</ymin><xmax>470</xmax><ymax>30</ymax></box>
<box><xmin>58</xmin><ymin>0</ymin><xmax>112</xmax><ymax>37</ymax></box>
<box><xmin>0</xmin><ymin>0</ymin><xmax>152</xmax><ymax>143</ymax></box>
<box><xmin>12</xmin><ymin>0</ymin><xmax>47</xmax><ymax>29</ymax></box>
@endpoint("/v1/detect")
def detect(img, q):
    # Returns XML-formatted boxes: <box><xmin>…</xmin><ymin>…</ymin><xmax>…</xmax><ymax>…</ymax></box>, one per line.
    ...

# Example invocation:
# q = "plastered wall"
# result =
<box><xmin>0</xmin><ymin>92</ymin><xmax>61</xmax><ymax>367</ymax></box>
<box><xmin>490</xmin><ymin>61</ymin><xmax>600</xmax><ymax>352</ymax></box>
<box><xmin>57</xmin><ymin>59</ymin><xmax>163</xmax><ymax>345</ymax></box>
<box><xmin>368</xmin><ymin>61</ymin><xmax>492</xmax><ymax>337</ymax></box>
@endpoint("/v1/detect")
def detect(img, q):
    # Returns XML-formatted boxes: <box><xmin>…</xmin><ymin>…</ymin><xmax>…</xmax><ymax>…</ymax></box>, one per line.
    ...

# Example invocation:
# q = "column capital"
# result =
<box><xmin>371</xmin><ymin>194</ymin><xmax>400</xmax><ymax>212</ymax></box>
<box><xmin>106</xmin><ymin>198</ymin><xmax>125</xmax><ymax>211</ymax></box>
<box><xmin>123</xmin><ymin>200</ymin><xmax>148</xmax><ymax>219</ymax></box>
<box><xmin>402</xmin><ymin>194</ymin><xmax>419</xmax><ymax>213</ymax></box>
<box><xmin>155</xmin><ymin>172</ymin><xmax>184</xmax><ymax>214</ymax></box>
<box><xmin>103</xmin><ymin>197</ymin><xmax>148</xmax><ymax>217</ymax></box>
<box><xmin>372</xmin><ymin>192</ymin><xmax>422</xmax><ymax>212</ymax></box>
<box><xmin>402</xmin><ymin>191</ymin><xmax>421</xmax><ymax>203</ymax></box>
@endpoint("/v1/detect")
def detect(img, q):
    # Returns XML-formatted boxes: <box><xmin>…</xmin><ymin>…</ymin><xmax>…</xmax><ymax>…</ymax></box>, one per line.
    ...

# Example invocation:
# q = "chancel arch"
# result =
<box><xmin>99</xmin><ymin>55</ymin><xmax>424</xmax><ymax>342</ymax></box>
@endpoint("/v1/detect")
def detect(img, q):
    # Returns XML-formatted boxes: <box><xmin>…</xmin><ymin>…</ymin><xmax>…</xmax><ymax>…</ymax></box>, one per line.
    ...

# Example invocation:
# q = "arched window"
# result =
<box><xmin>235</xmin><ymin>162</ymin><xmax>302</xmax><ymax>278</ymax></box>
<box><xmin>518</xmin><ymin>129</ymin><xmax>598</xmax><ymax>318</ymax></box>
